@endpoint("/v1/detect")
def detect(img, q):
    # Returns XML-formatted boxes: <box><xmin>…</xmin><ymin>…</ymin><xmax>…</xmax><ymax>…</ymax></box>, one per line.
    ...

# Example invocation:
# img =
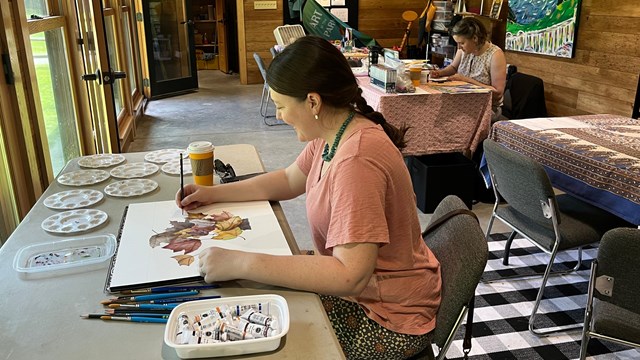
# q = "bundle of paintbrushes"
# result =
<box><xmin>81</xmin><ymin>284</ymin><xmax>221</xmax><ymax>324</ymax></box>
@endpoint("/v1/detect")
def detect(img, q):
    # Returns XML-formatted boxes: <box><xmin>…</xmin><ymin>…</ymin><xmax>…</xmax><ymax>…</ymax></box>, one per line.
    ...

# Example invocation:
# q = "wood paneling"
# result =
<box><xmin>237</xmin><ymin>1</ymin><xmax>282</xmax><ymax>84</ymax></box>
<box><xmin>505</xmin><ymin>0</ymin><xmax>640</xmax><ymax>117</ymax></box>
<box><xmin>237</xmin><ymin>0</ymin><xmax>427</xmax><ymax>84</ymax></box>
<box><xmin>236</xmin><ymin>0</ymin><xmax>640</xmax><ymax>119</ymax></box>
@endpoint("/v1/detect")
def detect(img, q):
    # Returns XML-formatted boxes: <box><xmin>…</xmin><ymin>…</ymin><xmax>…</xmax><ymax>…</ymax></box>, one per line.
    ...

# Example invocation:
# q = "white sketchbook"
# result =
<box><xmin>105</xmin><ymin>200</ymin><xmax>292</xmax><ymax>292</ymax></box>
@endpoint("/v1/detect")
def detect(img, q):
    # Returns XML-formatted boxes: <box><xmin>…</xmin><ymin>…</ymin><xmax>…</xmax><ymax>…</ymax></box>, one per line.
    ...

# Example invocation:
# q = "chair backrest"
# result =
<box><xmin>424</xmin><ymin>195</ymin><xmax>488</xmax><ymax>349</ymax></box>
<box><xmin>595</xmin><ymin>228</ymin><xmax>640</xmax><ymax>313</ymax></box>
<box><xmin>483</xmin><ymin>139</ymin><xmax>558</xmax><ymax>227</ymax></box>
<box><xmin>502</xmin><ymin>72</ymin><xmax>547</xmax><ymax>120</ymax></box>
<box><xmin>253</xmin><ymin>52</ymin><xmax>267</xmax><ymax>82</ymax></box>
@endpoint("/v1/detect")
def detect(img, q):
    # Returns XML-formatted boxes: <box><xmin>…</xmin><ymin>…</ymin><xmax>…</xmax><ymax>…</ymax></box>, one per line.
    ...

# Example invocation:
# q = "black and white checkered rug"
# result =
<box><xmin>441</xmin><ymin>233</ymin><xmax>640</xmax><ymax>360</ymax></box>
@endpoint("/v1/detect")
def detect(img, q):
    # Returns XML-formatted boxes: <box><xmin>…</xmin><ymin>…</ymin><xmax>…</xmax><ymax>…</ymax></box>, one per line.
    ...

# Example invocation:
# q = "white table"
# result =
<box><xmin>0</xmin><ymin>144</ymin><xmax>344</xmax><ymax>359</ymax></box>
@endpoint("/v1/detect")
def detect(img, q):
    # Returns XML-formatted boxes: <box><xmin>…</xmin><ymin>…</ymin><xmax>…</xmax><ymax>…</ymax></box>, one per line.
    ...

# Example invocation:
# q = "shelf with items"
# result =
<box><xmin>192</xmin><ymin>0</ymin><xmax>217</xmax><ymax>70</ymax></box>
<box><xmin>454</xmin><ymin>0</ymin><xmax>507</xmax><ymax>48</ymax></box>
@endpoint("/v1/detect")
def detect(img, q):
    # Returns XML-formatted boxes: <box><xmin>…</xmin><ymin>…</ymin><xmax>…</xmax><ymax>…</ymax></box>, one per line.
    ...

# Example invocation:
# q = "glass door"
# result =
<box><xmin>142</xmin><ymin>0</ymin><xmax>197</xmax><ymax>98</ymax></box>
<box><xmin>76</xmin><ymin>0</ymin><xmax>122</xmax><ymax>153</ymax></box>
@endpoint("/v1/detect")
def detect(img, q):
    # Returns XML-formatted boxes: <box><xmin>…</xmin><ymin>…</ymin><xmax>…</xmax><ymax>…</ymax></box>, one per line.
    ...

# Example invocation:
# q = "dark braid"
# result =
<box><xmin>354</xmin><ymin>88</ymin><xmax>409</xmax><ymax>150</ymax></box>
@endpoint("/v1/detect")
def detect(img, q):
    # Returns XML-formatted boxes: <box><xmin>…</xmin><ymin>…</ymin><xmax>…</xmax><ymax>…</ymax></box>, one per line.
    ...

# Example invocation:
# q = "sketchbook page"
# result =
<box><xmin>107</xmin><ymin>200</ymin><xmax>292</xmax><ymax>291</ymax></box>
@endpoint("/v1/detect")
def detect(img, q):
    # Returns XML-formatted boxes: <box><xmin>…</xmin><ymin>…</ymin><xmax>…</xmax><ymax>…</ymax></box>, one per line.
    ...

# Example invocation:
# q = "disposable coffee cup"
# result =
<box><xmin>188</xmin><ymin>141</ymin><xmax>214</xmax><ymax>186</ymax></box>
<box><xmin>409</xmin><ymin>65</ymin><xmax>422</xmax><ymax>86</ymax></box>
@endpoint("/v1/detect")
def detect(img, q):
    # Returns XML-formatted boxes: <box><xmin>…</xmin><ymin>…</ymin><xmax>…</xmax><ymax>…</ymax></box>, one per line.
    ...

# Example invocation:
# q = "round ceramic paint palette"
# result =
<box><xmin>104</xmin><ymin>179</ymin><xmax>158</xmax><ymax>197</ymax></box>
<box><xmin>77</xmin><ymin>154</ymin><xmax>126</xmax><ymax>168</ymax></box>
<box><xmin>41</xmin><ymin>209</ymin><xmax>108</xmax><ymax>234</ymax></box>
<box><xmin>110</xmin><ymin>162</ymin><xmax>159</xmax><ymax>179</ymax></box>
<box><xmin>57</xmin><ymin>170</ymin><xmax>110</xmax><ymax>186</ymax></box>
<box><xmin>144</xmin><ymin>149</ymin><xmax>189</xmax><ymax>164</ymax></box>
<box><xmin>43</xmin><ymin>189</ymin><xmax>104</xmax><ymax>210</ymax></box>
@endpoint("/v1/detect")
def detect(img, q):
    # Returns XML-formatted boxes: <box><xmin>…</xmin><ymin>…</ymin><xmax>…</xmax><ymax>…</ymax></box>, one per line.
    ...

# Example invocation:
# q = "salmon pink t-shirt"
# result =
<box><xmin>296</xmin><ymin>124</ymin><xmax>441</xmax><ymax>335</ymax></box>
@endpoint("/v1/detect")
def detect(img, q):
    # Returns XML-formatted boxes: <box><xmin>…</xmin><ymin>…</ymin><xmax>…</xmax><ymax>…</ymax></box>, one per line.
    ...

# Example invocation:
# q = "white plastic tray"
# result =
<box><xmin>164</xmin><ymin>294</ymin><xmax>289</xmax><ymax>359</ymax></box>
<box><xmin>13</xmin><ymin>234</ymin><xmax>116</xmax><ymax>278</ymax></box>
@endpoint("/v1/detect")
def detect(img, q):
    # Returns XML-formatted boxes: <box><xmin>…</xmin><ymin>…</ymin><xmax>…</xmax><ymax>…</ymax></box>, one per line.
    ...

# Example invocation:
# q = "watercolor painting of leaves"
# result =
<box><xmin>149</xmin><ymin>211</ymin><xmax>251</xmax><ymax>266</ymax></box>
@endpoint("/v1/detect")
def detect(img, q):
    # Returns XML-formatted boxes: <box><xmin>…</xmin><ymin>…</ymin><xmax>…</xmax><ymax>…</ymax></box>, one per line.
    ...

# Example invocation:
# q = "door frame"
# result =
<box><xmin>139</xmin><ymin>0</ymin><xmax>198</xmax><ymax>99</ymax></box>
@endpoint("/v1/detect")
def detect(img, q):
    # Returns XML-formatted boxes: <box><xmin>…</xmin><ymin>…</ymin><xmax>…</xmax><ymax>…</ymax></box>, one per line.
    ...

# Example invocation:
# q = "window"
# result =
<box><xmin>30</xmin><ymin>28</ymin><xmax>81</xmax><ymax>176</ymax></box>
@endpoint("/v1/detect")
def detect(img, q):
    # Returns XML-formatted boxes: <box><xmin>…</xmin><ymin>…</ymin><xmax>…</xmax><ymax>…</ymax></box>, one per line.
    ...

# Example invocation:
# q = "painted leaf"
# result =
<box><xmin>215</xmin><ymin>216</ymin><xmax>243</xmax><ymax>231</ymax></box>
<box><xmin>163</xmin><ymin>239</ymin><xmax>202</xmax><ymax>253</ymax></box>
<box><xmin>212</xmin><ymin>227</ymin><xmax>243</xmax><ymax>240</ymax></box>
<box><xmin>209</xmin><ymin>211</ymin><xmax>233</xmax><ymax>221</ymax></box>
<box><xmin>172</xmin><ymin>254</ymin><xmax>195</xmax><ymax>266</ymax></box>
<box><xmin>239</xmin><ymin>218</ymin><xmax>252</xmax><ymax>230</ymax></box>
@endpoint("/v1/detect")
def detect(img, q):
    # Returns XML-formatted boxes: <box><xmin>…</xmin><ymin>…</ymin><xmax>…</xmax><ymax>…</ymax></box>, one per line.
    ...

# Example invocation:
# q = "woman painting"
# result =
<box><xmin>177</xmin><ymin>35</ymin><xmax>442</xmax><ymax>359</ymax></box>
<box><xmin>430</xmin><ymin>17</ymin><xmax>507</xmax><ymax>121</ymax></box>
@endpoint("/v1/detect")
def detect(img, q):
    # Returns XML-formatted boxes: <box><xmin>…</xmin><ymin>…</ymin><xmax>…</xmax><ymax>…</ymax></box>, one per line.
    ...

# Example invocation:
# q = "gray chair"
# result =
<box><xmin>580</xmin><ymin>228</ymin><xmax>640</xmax><ymax>359</ymax></box>
<box><xmin>252</xmin><ymin>53</ymin><xmax>284</xmax><ymax>126</ymax></box>
<box><xmin>269</xmin><ymin>46</ymin><xmax>278</xmax><ymax>58</ymax></box>
<box><xmin>483</xmin><ymin>139</ymin><xmax>631</xmax><ymax>336</ymax></box>
<box><xmin>412</xmin><ymin>195</ymin><xmax>488</xmax><ymax>360</ymax></box>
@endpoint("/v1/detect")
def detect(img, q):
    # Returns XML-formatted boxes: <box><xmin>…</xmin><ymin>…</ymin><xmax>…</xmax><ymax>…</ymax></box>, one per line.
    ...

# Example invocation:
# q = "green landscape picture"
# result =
<box><xmin>505</xmin><ymin>0</ymin><xmax>581</xmax><ymax>58</ymax></box>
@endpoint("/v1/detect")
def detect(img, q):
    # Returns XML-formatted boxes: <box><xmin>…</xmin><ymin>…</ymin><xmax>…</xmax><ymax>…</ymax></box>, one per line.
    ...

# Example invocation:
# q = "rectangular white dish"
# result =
<box><xmin>164</xmin><ymin>294</ymin><xmax>290</xmax><ymax>359</ymax></box>
<box><xmin>13</xmin><ymin>234</ymin><xmax>116</xmax><ymax>278</ymax></box>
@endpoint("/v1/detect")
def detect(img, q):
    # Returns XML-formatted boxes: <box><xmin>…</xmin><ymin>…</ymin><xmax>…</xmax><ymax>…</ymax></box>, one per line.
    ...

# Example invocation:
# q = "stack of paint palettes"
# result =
<box><xmin>81</xmin><ymin>284</ymin><xmax>221</xmax><ymax>324</ymax></box>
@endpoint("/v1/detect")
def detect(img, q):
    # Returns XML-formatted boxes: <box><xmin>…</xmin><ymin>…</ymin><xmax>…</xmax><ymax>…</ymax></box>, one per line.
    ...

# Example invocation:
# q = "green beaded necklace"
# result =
<box><xmin>322</xmin><ymin>111</ymin><xmax>356</xmax><ymax>162</ymax></box>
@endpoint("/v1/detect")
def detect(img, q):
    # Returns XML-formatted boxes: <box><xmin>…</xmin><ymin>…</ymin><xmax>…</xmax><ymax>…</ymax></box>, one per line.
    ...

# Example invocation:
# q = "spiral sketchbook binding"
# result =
<box><xmin>103</xmin><ymin>205</ymin><xmax>129</xmax><ymax>294</ymax></box>
<box><xmin>103</xmin><ymin>205</ymin><xmax>202</xmax><ymax>294</ymax></box>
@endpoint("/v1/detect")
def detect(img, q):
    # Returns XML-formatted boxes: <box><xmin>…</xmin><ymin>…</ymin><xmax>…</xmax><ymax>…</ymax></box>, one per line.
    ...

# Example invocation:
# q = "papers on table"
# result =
<box><xmin>511</xmin><ymin>117</ymin><xmax>593</xmax><ymax>130</ymax></box>
<box><xmin>429</xmin><ymin>82</ymin><xmax>492</xmax><ymax>94</ymax></box>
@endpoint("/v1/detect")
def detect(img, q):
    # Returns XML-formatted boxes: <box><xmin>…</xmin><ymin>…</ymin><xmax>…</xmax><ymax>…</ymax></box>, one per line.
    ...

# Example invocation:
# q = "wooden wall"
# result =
<box><xmin>504</xmin><ymin>0</ymin><xmax>640</xmax><ymax>117</ymax></box>
<box><xmin>238</xmin><ymin>0</ymin><xmax>640</xmax><ymax>120</ymax></box>
<box><xmin>238</xmin><ymin>0</ymin><xmax>425</xmax><ymax>84</ymax></box>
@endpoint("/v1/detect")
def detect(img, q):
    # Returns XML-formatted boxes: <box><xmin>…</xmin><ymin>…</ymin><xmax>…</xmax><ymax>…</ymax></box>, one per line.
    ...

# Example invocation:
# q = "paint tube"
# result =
<box><xmin>239</xmin><ymin>319</ymin><xmax>278</xmax><ymax>339</ymax></box>
<box><xmin>195</xmin><ymin>305</ymin><xmax>232</xmax><ymax>328</ymax></box>
<box><xmin>231</xmin><ymin>302</ymin><xmax>270</xmax><ymax>316</ymax></box>
<box><xmin>240</xmin><ymin>309</ymin><xmax>274</xmax><ymax>327</ymax></box>
<box><xmin>213</xmin><ymin>321</ymin><xmax>254</xmax><ymax>341</ymax></box>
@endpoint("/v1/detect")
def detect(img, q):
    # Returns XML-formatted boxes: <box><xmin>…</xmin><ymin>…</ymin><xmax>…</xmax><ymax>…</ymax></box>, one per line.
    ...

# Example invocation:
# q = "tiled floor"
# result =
<box><xmin>128</xmin><ymin>70</ymin><xmax>509</xmax><ymax>250</ymax></box>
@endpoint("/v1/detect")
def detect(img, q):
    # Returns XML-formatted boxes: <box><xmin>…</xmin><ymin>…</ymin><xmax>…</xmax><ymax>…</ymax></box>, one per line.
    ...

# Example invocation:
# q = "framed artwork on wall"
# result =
<box><xmin>505</xmin><ymin>0</ymin><xmax>581</xmax><ymax>58</ymax></box>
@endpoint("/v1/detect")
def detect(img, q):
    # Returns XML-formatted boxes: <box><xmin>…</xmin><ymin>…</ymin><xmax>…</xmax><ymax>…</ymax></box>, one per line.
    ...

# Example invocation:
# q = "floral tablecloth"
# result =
<box><xmin>491</xmin><ymin>114</ymin><xmax>640</xmax><ymax>224</ymax></box>
<box><xmin>357</xmin><ymin>77</ymin><xmax>493</xmax><ymax>157</ymax></box>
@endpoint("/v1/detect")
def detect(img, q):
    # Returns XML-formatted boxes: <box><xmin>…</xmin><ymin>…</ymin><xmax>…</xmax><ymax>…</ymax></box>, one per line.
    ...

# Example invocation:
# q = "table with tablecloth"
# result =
<box><xmin>491</xmin><ymin>114</ymin><xmax>640</xmax><ymax>225</ymax></box>
<box><xmin>357</xmin><ymin>77</ymin><xmax>493</xmax><ymax>156</ymax></box>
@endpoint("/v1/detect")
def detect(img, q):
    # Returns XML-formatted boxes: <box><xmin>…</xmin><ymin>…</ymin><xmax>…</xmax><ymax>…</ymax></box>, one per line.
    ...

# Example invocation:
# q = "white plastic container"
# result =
<box><xmin>434</xmin><ymin>1</ymin><xmax>453</xmax><ymax>10</ymax></box>
<box><xmin>13</xmin><ymin>234</ymin><xmax>117</xmax><ymax>278</ymax></box>
<box><xmin>164</xmin><ymin>294</ymin><xmax>290</xmax><ymax>359</ymax></box>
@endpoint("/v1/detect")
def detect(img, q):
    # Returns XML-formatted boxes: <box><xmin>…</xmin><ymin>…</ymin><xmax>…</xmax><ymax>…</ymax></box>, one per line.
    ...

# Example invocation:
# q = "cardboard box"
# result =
<box><xmin>407</xmin><ymin>153</ymin><xmax>476</xmax><ymax>213</ymax></box>
<box><xmin>205</xmin><ymin>55</ymin><xmax>218</xmax><ymax>70</ymax></box>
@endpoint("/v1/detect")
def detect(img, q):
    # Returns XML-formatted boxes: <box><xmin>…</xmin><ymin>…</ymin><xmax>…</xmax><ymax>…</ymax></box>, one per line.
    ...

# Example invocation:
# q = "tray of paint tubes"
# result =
<box><xmin>13</xmin><ymin>234</ymin><xmax>117</xmax><ymax>278</ymax></box>
<box><xmin>164</xmin><ymin>294</ymin><xmax>290</xmax><ymax>358</ymax></box>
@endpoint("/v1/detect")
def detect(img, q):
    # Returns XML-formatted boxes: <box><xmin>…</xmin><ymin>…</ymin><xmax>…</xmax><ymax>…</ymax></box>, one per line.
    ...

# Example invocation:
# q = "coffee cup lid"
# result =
<box><xmin>188</xmin><ymin>141</ymin><xmax>214</xmax><ymax>154</ymax></box>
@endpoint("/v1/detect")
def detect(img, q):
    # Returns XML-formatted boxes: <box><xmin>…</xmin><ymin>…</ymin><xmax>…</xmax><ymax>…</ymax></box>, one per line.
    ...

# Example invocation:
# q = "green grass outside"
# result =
<box><xmin>32</xmin><ymin>38</ymin><xmax>65</xmax><ymax>174</ymax></box>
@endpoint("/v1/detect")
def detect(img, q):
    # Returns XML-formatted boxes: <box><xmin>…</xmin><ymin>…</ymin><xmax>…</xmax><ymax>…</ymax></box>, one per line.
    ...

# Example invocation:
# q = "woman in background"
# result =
<box><xmin>430</xmin><ymin>17</ymin><xmax>507</xmax><ymax>121</ymax></box>
<box><xmin>177</xmin><ymin>35</ymin><xmax>441</xmax><ymax>360</ymax></box>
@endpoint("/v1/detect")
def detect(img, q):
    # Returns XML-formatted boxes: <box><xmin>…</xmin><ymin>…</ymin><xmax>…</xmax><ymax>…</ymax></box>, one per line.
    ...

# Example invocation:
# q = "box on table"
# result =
<box><xmin>407</xmin><ymin>153</ymin><xmax>475</xmax><ymax>213</ymax></box>
<box><xmin>164</xmin><ymin>294</ymin><xmax>289</xmax><ymax>359</ymax></box>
